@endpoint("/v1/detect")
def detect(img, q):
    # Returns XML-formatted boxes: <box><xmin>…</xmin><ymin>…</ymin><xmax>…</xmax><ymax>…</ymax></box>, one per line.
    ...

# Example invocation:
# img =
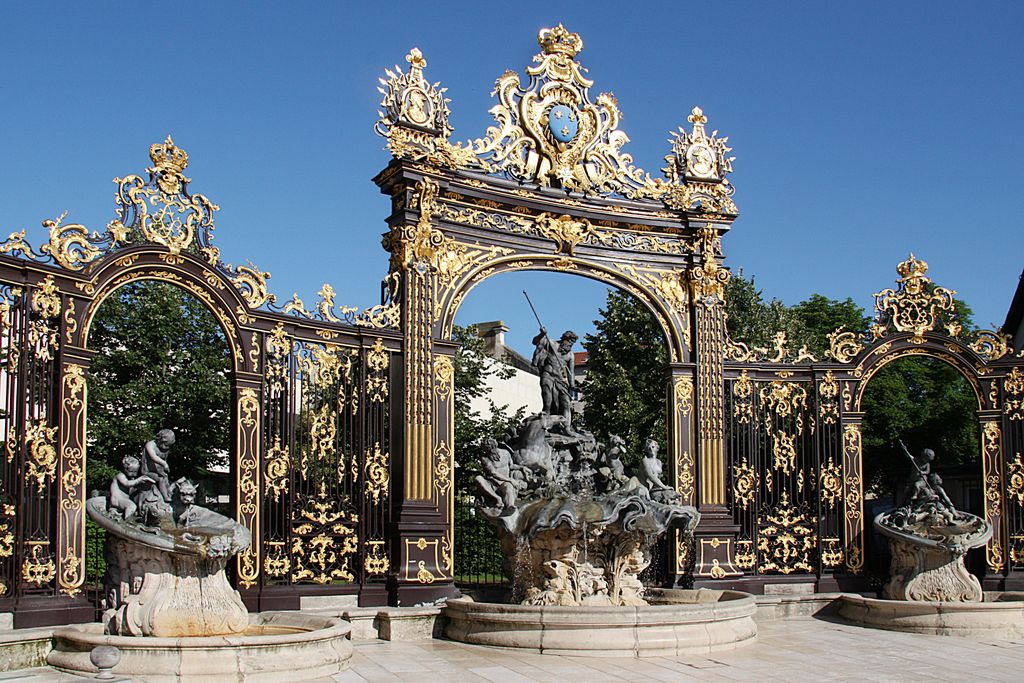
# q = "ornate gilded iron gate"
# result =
<box><xmin>3</xmin><ymin>25</ymin><xmax>1024</xmax><ymax>626</ymax></box>
<box><xmin>713</xmin><ymin>255</ymin><xmax>1024</xmax><ymax>592</ymax></box>
<box><xmin>722</xmin><ymin>367</ymin><xmax>848</xmax><ymax>584</ymax></box>
<box><xmin>0</xmin><ymin>138</ymin><xmax>400</xmax><ymax>625</ymax></box>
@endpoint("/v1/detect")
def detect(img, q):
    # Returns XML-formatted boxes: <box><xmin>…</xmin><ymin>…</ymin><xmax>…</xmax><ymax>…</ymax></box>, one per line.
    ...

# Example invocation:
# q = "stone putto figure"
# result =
<box><xmin>874</xmin><ymin>438</ymin><xmax>992</xmax><ymax>602</ymax></box>
<box><xmin>88</xmin><ymin>428</ymin><xmax>252</xmax><ymax>637</ymax></box>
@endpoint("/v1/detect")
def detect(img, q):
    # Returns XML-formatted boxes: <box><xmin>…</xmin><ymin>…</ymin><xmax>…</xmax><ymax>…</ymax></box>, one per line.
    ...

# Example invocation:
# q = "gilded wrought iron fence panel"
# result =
<box><xmin>725</xmin><ymin>371</ymin><xmax>822</xmax><ymax>576</ymax></box>
<box><xmin>0</xmin><ymin>279</ymin><xmax>62</xmax><ymax>599</ymax></box>
<box><xmin>0</xmin><ymin>137</ymin><xmax>402</xmax><ymax>620</ymax></box>
<box><xmin>259</xmin><ymin>328</ymin><xmax>394</xmax><ymax>588</ymax></box>
<box><xmin>1004</xmin><ymin>379</ymin><xmax>1024</xmax><ymax>571</ymax></box>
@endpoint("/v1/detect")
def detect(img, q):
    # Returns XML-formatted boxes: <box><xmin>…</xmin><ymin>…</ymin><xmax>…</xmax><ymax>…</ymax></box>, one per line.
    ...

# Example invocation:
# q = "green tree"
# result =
<box><xmin>580</xmin><ymin>289</ymin><xmax>668</xmax><ymax>462</ymax></box>
<box><xmin>452</xmin><ymin>324</ymin><xmax>524</xmax><ymax>581</ymax></box>
<box><xmin>724</xmin><ymin>271</ymin><xmax>869</xmax><ymax>358</ymax></box>
<box><xmin>789</xmin><ymin>294</ymin><xmax>869</xmax><ymax>358</ymax></box>
<box><xmin>724</xmin><ymin>271</ymin><xmax>792</xmax><ymax>350</ymax></box>
<box><xmin>87</xmin><ymin>281</ymin><xmax>232</xmax><ymax>496</ymax></box>
<box><xmin>860</xmin><ymin>357</ymin><xmax>980</xmax><ymax>497</ymax></box>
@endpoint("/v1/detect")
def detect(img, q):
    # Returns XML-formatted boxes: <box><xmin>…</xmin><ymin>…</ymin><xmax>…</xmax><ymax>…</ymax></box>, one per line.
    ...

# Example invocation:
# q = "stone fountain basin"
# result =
<box><xmin>47</xmin><ymin>611</ymin><xmax>352</xmax><ymax>682</ymax></box>
<box><xmin>838</xmin><ymin>592</ymin><xmax>1024</xmax><ymax>637</ymax></box>
<box><xmin>443</xmin><ymin>588</ymin><xmax>756</xmax><ymax>657</ymax></box>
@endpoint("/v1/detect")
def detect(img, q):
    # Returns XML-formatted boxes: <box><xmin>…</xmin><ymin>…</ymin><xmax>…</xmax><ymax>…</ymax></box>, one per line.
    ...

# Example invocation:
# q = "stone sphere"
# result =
<box><xmin>89</xmin><ymin>645</ymin><xmax>121</xmax><ymax>671</ymax></box>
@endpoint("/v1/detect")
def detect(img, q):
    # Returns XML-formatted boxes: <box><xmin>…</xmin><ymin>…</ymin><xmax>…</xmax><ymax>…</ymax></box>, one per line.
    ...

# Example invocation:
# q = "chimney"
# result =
<box><xmin>475</xmin><ymin>321</ymin><xmax>509</xmax><ymax>358</ymax></box>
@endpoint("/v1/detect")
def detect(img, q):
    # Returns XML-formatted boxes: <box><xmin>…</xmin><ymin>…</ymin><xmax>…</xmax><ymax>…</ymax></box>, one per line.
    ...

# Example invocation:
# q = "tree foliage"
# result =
<box><xmin>452</xmin><ymin>324</ymin><xmax>524</xmax><ymax>580</ymax></box>
<box><xmin>580</xmin><ymin>289</ymin><xmax>669</xmax><ymax>463</ymax></box>
<box><xmin>724</xmin><ymin>272</ymin><xmax>869</xmax><ymax>358</ymax></box>
<box><xmin>87</xmin><ymin>281</ymin><xmax>232</xmax><ymax>495</ymax></box>
<box><xmin>860</xmin><ymin>357</ymin><xmax>980</xmax><ymax>496</ymax></box>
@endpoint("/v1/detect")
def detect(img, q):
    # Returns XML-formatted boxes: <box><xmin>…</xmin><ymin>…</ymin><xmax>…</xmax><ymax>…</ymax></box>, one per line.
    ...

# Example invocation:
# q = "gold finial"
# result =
<box><xmin>688</xmin><ymin>106</ymin><xmax>708</xmax><ymax>125</ymax></box>
<box><xmin>406</xmin><ymin>48</ymin><xmax>426</xmax><ymax>71</ymax></box>
<box><xmin>538</xmin><ymin>24</ymin><xmax>583</xmax><ymax>57</ymax></box>
<box><xmin>149</xmin><ymin>135</ymin><xmax>189</xmax><ymax>175</ymax></box>
<box><xmin>896</xmin><ymin>253</ymin><xmax>929</xmax><ymax>280</ymax></box>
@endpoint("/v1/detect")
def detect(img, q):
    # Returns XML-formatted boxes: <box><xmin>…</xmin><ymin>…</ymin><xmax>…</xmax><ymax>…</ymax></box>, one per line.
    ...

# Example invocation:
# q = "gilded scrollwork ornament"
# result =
<box><xmin>363</xmin><ymin>442</ymin><xmax>390</xmax><ymax>505</ymax></box>
<box><xmin>0</xmin><ymin>522</ymin><xmax>13</xmax><ymax>559</ymax></box>
<box><xmin>363</xmin><ymin>540</ymin><xmax>390</xmax><ymax>576</ymax></box>
<box><xmin>265</xmin><ymin>323</ymin><xmax>292</xmax><ymax>393</ymax></box>
<box><xmin>818</xmin><ymin>371</ymin><xmax>840</xmax><ymax>424</ymax></box>
<box><xmin>1006</xmin><ymin>453</ymin><xmax>1024</xmax><ymax>507</ymax></box>
<box><xmin>969</xmin><ymin>330</ymin><xmax>1011</xmax><ymax>362</ymax></box>
<box><xmin>732</xmin><ymin>457</ymin><xmax>758</xmax><ymax>510</ymax></box>
<box><xmin>1005</xmin><ymin>367</ymin><xmax>1024</xmax><ymax>421</ymax></box>
<box><xmin>819</xmin><ymin>457</ymin><xmax>842</xmax><ymax>510</ymax></box>
<box><xmin>29</xmin><ymin>275</ymin><xmax>61</xmax><ymax>363</ymax></box>
<box><xmin>22</xmin><ymin>541</ymin><xmax>56</xmax><ymax>586</ymax></box>
<box><xmin>821</xmin><ymin>538</ymin><xmax>845</xmax><ymax>568</ymax></box>
<box><xmin>873</xmin><ymin>254</ymin><xmax>955</xmax><ymax>343</ymax></box>
<box><xmin>689</xmin><ymin>227</ymin><xmax>730</xmax><ymax>305</ymax></box>
<box><xmin>24</xmin><ymin>420</ymin><xmax>58</xmax><ymax>492</ymax></box>
<box><xmin>290</xmin><ymin>482</ymin><xmax>358</xmax><ymax>584</ymax></box>
<box><xmin>264</xmin><ymin>436</ymin><xmax>290</xmax><ymax>503</ymax></box>
<box><xmin>732</xmin><ymin>370</ymin><xmax>754</xmax><ymax>424</ymax></box>
<box><xmin>674</xmin><ymin>376</ymin><xmax>694</xmax><ymax>416</ymax></box>
<box><xmin>756</xmin><ymin>492</ymin><xmax>815</xmax><ymax>575</ymax></box>
<box><xmin>826</xmin><ymin>327</ymin><xmax>863</xmax><ymax>363</ymax></box>
<box><xmin>263</xmin><ymin>541</ymin><xmax>291</xmax><ymax>578</ymax></box>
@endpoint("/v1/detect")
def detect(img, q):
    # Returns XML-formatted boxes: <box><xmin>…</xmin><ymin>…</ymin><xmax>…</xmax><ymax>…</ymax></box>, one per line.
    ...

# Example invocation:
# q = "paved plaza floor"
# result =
<box><xmin>330</xmin><ymin>617</ymin><xmax>1024</xmax><ymax>683</ymax></box>
<box><xmin>5</xmin><ymin>615</ymin><xmax>1022</xmax><ymax>681</ymax></box>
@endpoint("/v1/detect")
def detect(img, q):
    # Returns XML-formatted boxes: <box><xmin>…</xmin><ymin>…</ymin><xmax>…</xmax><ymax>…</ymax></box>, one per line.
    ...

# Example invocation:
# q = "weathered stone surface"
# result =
<box><xmin>378</xmin><ymin>608</ymin><xmax>442</xmax><ymax>640</ymax></box>
<box><xmin>102</xmin><ymin>535</ymin><xmax>249</xmax><ymax>637</ymax></box>
<box><xmin>444</xmin><ymin>590</ymin><xmax>757</xmax><ymax>657</ymax></box>
<box><xmin>46</xmin><ymin>611</ymin><xmax>352</xmax><ymax>682</ymax></box>
<box><xmin>838</xmin><ymin>593</ymin><xmax>1024</xmax><ymax>638</ymax></box>
<box><xmin>0</xmin><ymin>627</ymin><xmax>53</xmax><ymax>671</ymax></box>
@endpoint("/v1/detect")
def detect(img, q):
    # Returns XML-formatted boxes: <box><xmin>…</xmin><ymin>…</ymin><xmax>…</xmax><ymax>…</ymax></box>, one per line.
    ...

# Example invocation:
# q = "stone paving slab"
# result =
<box><xmin>331</xmin><ymin>617</ymin><xmax>1024</xmax><ymax>682</ymax></box>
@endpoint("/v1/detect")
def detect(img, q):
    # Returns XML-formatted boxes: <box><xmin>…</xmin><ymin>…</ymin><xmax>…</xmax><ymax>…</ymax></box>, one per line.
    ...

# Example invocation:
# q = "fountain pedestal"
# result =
<box><xmin>104</xmin><ymin>536</ymin><xmax>249</xmax><ymax>637</ymax></box>
<box><xmin>882</xmin><ymin>534</ymin><xmax>984</xmax><ymax>602</ymax></box>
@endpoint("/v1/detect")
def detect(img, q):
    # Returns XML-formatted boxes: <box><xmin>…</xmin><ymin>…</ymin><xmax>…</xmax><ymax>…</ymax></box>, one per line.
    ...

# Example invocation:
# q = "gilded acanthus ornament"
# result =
<box><xmin>874</xmin><ymin>254</ymin><xmax>956</xmax><ymax>343</ymax></box>
<box><xmin>689</xmin><ymin>226</ymin><xmax>730</xmax><ymax>305</ymax></box>
<box><xmin>732</xmin><ymin>457</ymin><xmax>758</xmax><ymax>510</ymax></box>
<box><xmin>376</xmin><ymin>48</ymin><xmax>477</xmax><ymax>168</ymax></box>
<box><xmin>376</xmin><ymin>26</ymin><xmax>739</xmax><ymax>211</ymax></box>
<box><xmin>756</xmin><ymin>492</ymin><xmax>815</xmax><ymax>575</ymax></box>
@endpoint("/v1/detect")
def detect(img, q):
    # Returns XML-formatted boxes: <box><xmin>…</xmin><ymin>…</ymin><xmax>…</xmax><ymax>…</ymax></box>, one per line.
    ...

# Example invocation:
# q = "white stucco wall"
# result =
<box><xmin>468</xmin><ymin>357</ymin><xmax>542</xmax><ymax>420</ymax></box>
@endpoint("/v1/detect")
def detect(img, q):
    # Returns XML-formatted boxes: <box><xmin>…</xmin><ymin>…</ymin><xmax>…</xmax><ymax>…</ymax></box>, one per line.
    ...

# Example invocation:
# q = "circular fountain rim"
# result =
<box><xmin>51</xmin><ymin>611</ymin><xmax>350</xmax><ymax>648</ymax></box>
<box><xmin>838</xmin><ymin>592</ymin><xmax>1024</xmax><ymax>637</ymax></box>
<box><xmin>47</xmin><ymin>611</ymin><xmax>353</xmax><ymax>681</ymax></box>
<box><xmin>443</xmin><ymin>589</ymin><xmax>758</xmax><ymax>657</ymax></box>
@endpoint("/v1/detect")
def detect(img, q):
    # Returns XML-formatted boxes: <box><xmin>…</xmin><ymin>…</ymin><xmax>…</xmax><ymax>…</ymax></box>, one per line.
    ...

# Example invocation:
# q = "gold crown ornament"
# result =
<box><xmin>538</xmin><ymin>24</ymin><xmax>583</xmax><ymax>57</ymax></box>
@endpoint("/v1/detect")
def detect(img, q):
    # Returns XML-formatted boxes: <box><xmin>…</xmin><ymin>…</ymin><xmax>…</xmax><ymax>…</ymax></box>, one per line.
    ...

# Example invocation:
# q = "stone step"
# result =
<box><xmin>0</xmin><ymin>629</ymin><xmax>53</xmax><ymax>673</ymax></box>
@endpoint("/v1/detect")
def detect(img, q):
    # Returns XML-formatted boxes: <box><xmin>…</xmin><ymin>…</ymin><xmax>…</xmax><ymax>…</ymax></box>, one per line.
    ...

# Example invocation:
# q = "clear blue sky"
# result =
<box><xmin>3</xmin><ymin>2</ymin><xmax>1021</xmax><ymax>356</ymax></box>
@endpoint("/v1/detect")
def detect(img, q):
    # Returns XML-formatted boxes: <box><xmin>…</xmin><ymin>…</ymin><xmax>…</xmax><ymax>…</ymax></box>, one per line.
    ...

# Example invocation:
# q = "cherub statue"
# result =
<box><xmin>141</xmin><ymin>429</ymin><xmax>175</xmax><ymax>503</ymax></box>
<box><xmin>108</xmin><ymin>455</ymin><xmax>148</xmax><ymax>520</ymax></box>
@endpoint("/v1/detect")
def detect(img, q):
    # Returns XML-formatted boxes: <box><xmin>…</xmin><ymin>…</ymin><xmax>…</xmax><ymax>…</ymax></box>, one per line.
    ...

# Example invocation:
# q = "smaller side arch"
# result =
<box><xmin>80</xmin><ymin>247</ymin><xmax>254</xmax><ymax>375</ymax></box>
<box><xmin>852</xmin><ymin>336</ymin><xmax>986</xmax><ymax>413</ymax></box>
